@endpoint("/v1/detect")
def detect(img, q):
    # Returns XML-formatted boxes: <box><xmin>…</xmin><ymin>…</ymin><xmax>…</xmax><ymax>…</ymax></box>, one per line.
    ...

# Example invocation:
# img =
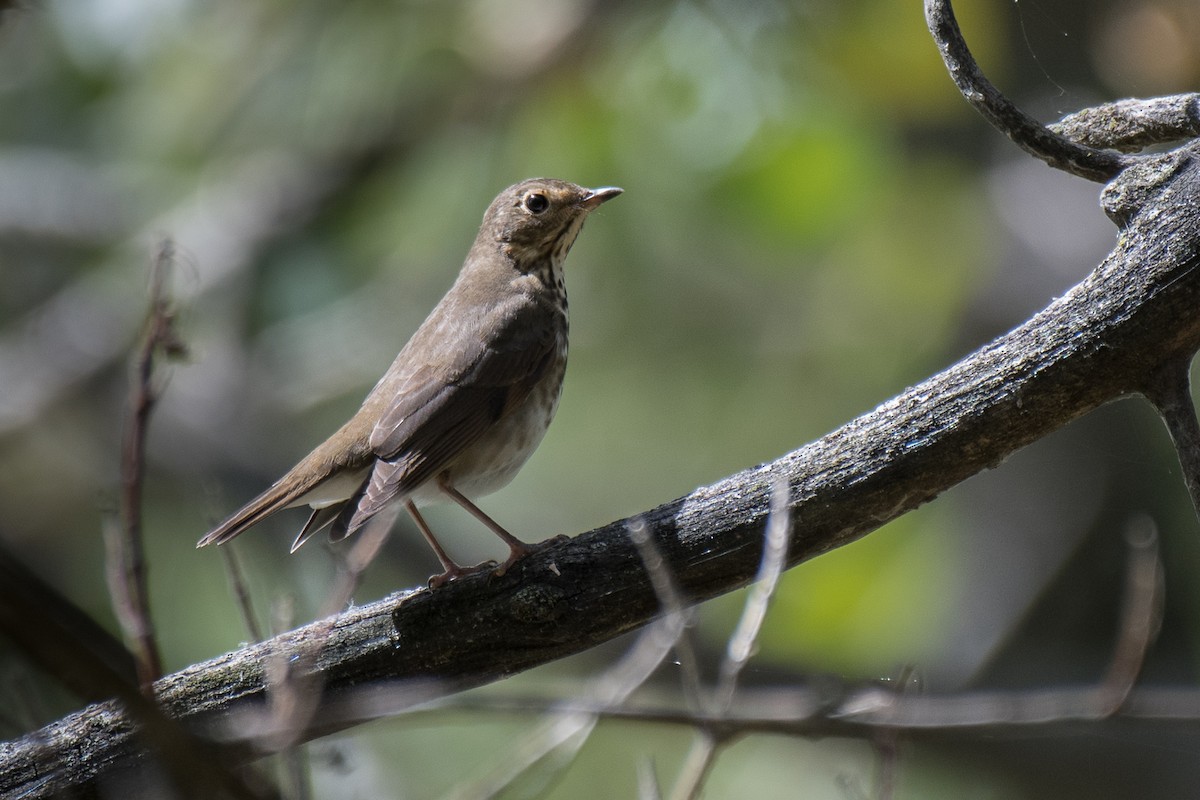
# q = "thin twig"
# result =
<box><xmin>924</xmin><ymin>0</ymin><xmax>1128</xmax><ymax>182</ymax></box>
<box><xmin>669</xmin><ymin>481</ymin><xmax>792</xmax><ymax>800</ymax></box>
<box><xmin>714</xmin><ymin>478</ymin><xmax>790</xmax><ymax>712</ymax></box>
<box><xmin>262</xmin><ymin>511</ymin><xmax>394</xmax><ymax>754</ymax></box>
<box><xmin>637</xmin><ymin>758</ymin><xmax>663</xmax><ymax>800</ymax></box>
<box><xmin>320</xmin><ymin>507</ymin><xmax>395</xmax><ymax>618</ymax></box>
<box><xmin>280</xmin><ymin>751</ymin><xmax>311</xmax><ymax>800</ymax></box>
<box><xmin>872</xmin><ymin>726</ymin><xmax>900</xmax><ymax>800</ymax></box>
<box><xmin>420</xmin><ymin>679</ymin><xmax>1200</xmax><ymax>738</ymax></box>
<box><xmin>106</xmin><ymin>239</ymin><xmax>186</xmax><ymax>690</ymax></box>
<box><xmin>446</xmin><ymin>614</ymin><xmax>692</xmax><ymax>800</ymax></box>
<box><xmin>1094</xmin><ymin>516</ymin><xmax>1164</xmax><ymax>715</ymax></box>
<box><xmin>218</xmin><ymin>514</ymin><xmax>396</xmax><ymax>798</ymax></box>
<box><xmin>668</xmin><ymin>733</ymin><xmax>720</xmax><ymax>800</ymax></box>
<box><xmin>871</xmin><ymin>665</ymin><xmax>915</xmax><ymax>800</ymax></box>
<box><xmin>220</xmin><ymin>545</ymin><xmax>265</xmax><ymax>644</ymax></box>
<box><xmin>1142</xmin><ymin>357</ymin><xmax>1200</xmax><ymax>523</ymax></box>
<box><xmin>628</xmin><ymin>518</ymin><xmax>705</xmax><ymax>712</ymax></box>
<box><xmin>443</xmin><ymin>519</ymin><xmax>700</xmax><ymax>799</ymax></box>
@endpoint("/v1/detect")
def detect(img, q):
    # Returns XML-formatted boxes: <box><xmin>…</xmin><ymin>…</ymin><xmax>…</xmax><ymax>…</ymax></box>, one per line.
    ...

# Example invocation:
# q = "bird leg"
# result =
<box><xmin>438</xmin><ymin>480</ymin><xmax>534</xmax><ymax>573</ymax></box>
<box><xmin>403</xmin><ymin>500</ymin><xmax>473</xmax><ymax>588</ymax></box>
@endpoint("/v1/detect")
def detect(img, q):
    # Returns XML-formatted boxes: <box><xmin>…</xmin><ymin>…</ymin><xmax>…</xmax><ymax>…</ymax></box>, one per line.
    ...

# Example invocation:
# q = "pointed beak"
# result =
<box><xmin>581</xmin><ymin>186</ymin><xmax>623</xmax><ymax>211</ymax></box>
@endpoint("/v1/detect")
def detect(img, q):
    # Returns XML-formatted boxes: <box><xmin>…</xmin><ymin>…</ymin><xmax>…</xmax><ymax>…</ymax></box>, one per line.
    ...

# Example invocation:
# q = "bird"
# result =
<box><xmin>198</xmin><ymin>178</ymin><xmax>621</xmax><ymax>585</ymax></box>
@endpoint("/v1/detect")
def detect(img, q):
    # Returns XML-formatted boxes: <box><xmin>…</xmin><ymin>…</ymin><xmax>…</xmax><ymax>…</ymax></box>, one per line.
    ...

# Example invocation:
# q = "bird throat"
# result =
<box><xmin>510</xmin><ymin>214</ymin><xmax>587</xmax><ymax>310</ymax></box>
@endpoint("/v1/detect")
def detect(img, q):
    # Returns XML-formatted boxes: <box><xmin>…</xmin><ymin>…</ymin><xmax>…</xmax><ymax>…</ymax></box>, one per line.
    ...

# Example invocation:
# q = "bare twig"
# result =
<box><xmin>217</xmin><ymin>514</ymin><xmax>395</xmax><ymax>796</ymax></box>
<box><xmin>447</xmin><ymin>614</ymin><xmax>691</xmax><ymax>800</ymax></box>
<box><xmin>220</xmin><ymin>545</ymin><xmax>265</xmax><ymax>644</ymax></box>
<box><xmin>669</xmin><ymin>480</ymin><xmax>791</xmax><ymax>800</ymax></box>
<box><xmin>416</xmin><ymin>680</ymin><xmax>1200</xmax><ymax>738</ymax></box>
<box><xmin>106</xmin><ymin>240</ymin><xmax>186</xmax><ymax>689</ymax></box>
<box><xmin>870</xmin><ymin>665</ymin><xmax>916</xmax><ymax>800</ymax></box>
<box><xmin>319</xmin><ymin>507</ymin><xmax>395</xmax><ymax>619</ymax></box>
<box><xmin>1093</xmin><ymin>517</ymin><xmax>1164</xmax><ymax>715</ymax></box>
<box><xmin>924</xmin><ymin>0</ymin><xmax>1129</xmax><ymax>182</ymax></box>
<box><xmin>1142</xmin><ymin>357</ymin><xmax>1200</xmax><ymax>523</ymax></box>
<box><xmin>714</xmin><ymin>478</ymin><xmax>790</xmax><ymax>712</ymax></box>
<box><xmin>262</xmin><ymin>512</ymin><xmax>393</xmax><ymax>754</ymax></box>
<box><xmin>668</xmin><ymin>735</ymin><xmax>719</xmax><ymax>800</ymax></box>
<box><xmin>628</xmin><ymin>518</ymin><xmax>705</xmax><ymax>711</ymax></box>
<box><xmin>438</xmin><ymin>521</ymin><xmax>710</xmax><ymax>799</ymax></box>
<box><xmin>872</xmin><ymin>724</ymin><xmax>900</xmax><ymax>800</ymax></box>
<box><xmin>637</xmin><ymin>759</ymin><xmax>663</xmax><ymax>800</ymax></box>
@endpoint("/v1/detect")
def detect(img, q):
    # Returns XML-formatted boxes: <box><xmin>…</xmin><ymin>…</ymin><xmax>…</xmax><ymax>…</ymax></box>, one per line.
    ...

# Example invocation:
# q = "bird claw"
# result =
<box><xmin>426</xmin><ymin>536</ymin><xmax>571</xmax><ymax>587</ymax></box>
<box><xmin>427</xmin><ymin>559</ymin><xmax>498</xmax><ymax>588</ymax></box>
<box><xmin>492</xmin><ymin>535</ymin><xmax>569</xmax><ymax>577</ymax></box>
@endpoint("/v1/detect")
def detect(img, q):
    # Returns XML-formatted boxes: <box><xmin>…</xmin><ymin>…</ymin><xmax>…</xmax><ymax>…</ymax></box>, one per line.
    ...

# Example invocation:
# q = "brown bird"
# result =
<box><xmin>198</xmin><ymin>178</ymin><xmax>621</xmax><ymax>585</ymax></box>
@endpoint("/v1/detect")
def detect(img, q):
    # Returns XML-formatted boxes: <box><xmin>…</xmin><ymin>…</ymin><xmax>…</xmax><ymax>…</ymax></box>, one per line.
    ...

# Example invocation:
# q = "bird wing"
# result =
<box><xmin>344</xmin><ymin>292</ymin><xmax>560</xmax><ymax>533</ymax></box>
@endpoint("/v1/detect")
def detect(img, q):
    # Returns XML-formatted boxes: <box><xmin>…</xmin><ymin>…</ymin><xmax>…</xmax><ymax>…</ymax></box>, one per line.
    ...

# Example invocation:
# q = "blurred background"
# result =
<box><xmin>2</xmin><ymin>0</ymin><xmax>1200</xmax><ymax>796</ymax></box>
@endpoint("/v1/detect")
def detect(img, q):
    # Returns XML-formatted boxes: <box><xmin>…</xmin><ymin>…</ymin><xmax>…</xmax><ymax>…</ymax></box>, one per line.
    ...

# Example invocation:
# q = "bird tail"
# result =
<box><xmin>289</xmin><ymin>498</ymin><xmax>356</xmax><ymax>553</ymax></box>
<box><xmin>196</xmin><ymin>483</ymin><xmax>299</xmax><ymax>548</ymax></box>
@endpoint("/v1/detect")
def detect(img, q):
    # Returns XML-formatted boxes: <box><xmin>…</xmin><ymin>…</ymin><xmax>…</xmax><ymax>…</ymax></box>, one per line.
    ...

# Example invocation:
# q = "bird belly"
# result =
<box><xmin>419</xmin><ymin>358</ymin><xmax>566</xmax><ymax>503</ymax></box>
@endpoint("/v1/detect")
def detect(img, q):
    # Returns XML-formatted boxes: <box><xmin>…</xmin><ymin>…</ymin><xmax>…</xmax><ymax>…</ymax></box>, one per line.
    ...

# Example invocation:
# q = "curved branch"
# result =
<box><xmin>924</xmin><ymin>0</ymin><xmax>1130</xmax><ymax>181</ymax></box>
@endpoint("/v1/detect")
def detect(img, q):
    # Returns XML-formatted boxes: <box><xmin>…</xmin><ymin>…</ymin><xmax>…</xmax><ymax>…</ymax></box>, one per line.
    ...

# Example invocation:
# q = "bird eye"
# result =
<box><xmin>524</xmin><ymin>193</ymin><xmax>549</xmax><ymax>214</ymax></box>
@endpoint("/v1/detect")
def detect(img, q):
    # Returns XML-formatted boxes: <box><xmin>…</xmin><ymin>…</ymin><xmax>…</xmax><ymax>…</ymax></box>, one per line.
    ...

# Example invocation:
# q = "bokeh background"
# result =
<box><xmin>3</xmin><ymin>0</ymin><xmax>1200</xmax><ymax>797</ymax></box>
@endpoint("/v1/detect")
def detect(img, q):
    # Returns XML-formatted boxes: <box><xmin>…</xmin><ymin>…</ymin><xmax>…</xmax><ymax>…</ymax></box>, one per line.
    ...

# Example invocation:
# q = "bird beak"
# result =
<box><xmin>581</xmin><ymin>186</ymin><xmax>623</xmax><ymax>211</ymax></box>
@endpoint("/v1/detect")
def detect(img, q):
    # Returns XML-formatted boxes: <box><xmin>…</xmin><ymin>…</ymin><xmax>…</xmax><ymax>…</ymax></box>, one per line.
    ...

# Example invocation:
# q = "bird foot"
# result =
<box><xmin>491</xmin><ymin>541</ymin><xmax>538</xmax><ymax>578</ymax></box>
<box><xmin>491</xmin><ymin>534</ymin><xmax>570</xmax><ymax>577</ymax></box>
<box><xmin>427</xmin><ymin>559</ymin><xmax>499</xmax><ymax>589</ymax></box>
<box><xmin>427</xmin><ymin>536</ymin><xmax>571</xmax><ymax>586</ymax></box>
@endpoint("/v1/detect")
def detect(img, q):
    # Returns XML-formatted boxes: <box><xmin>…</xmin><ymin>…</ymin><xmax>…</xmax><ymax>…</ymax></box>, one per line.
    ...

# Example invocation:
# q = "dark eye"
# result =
<box><xmin>524</xmin><ymin>193</ymin><xmax>549</xmax><ymax>214</ymax></box>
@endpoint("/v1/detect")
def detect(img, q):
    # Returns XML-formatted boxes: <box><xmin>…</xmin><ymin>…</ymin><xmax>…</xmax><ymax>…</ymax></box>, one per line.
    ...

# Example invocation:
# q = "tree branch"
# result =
<box><xmin>6</xmin><ymin>7</ymin><xmax>1200</xmax><ymax>794</ymax></box>
<box><xmin>4</xmin><ymin>124</ymin><xmax>1198</xmax><ymax>793</ymax></box>
<box><xmin>1050</xmin><ymin>94</ymin><xmax>1200</xmax><ymax>153</ymax></box>
<box><xmin>924</xmin><ymin>0</ymin><xmax>1131</xmax><ymax>181</ymax></box>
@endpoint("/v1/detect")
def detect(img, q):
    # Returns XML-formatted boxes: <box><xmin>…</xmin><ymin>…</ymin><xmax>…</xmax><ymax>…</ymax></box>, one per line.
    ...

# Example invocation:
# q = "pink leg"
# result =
<box><xmin>404</xmin><ymin>501</ymin><xmax>468</xmax><ymax>588</ymax></box>
<box><xmin>438</xmin><ymin>480</ymin><xmax>533</xmax><ymax>572</ymax></box>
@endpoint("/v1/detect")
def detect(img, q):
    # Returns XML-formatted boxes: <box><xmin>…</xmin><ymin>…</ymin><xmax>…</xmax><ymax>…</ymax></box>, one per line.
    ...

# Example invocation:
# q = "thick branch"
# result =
<box><xmin>4</xmin><ymin>131</ymin><xmax>1200</xmax><ymax>795</ymax></box>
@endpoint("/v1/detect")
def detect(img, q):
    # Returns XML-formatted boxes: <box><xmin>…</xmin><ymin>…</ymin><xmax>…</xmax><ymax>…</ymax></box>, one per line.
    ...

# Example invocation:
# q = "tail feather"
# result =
<box><xmin>197</xmin><ymin>483</ymin><xmax>298</xmax><ymax>548</ymax></box>
<box><xmin>201</xmin><ymin>461</ymin><xmax>374</xmax><ymax>549</ymax></box>
<box><xmin>290</xmin><ymin>503</ymin><xmax>345</xmax><ymax>552</ymax></box>
<box><xmin>323</xmin><ymin>459</ymin><xmax>402</xmax><ymax>543</ymax></box>
<box><xmin>199</xmin><ymin>414</ymin><xmax>380</xmax><ymax>548</ymax></box>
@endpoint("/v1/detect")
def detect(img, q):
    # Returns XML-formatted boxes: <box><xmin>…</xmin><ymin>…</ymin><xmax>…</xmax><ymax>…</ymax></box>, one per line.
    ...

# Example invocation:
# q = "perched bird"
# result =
<box><xmin>198</xmin><ymin>178</ymin><xmax>621</xmax><ymax>585</ymax></box>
